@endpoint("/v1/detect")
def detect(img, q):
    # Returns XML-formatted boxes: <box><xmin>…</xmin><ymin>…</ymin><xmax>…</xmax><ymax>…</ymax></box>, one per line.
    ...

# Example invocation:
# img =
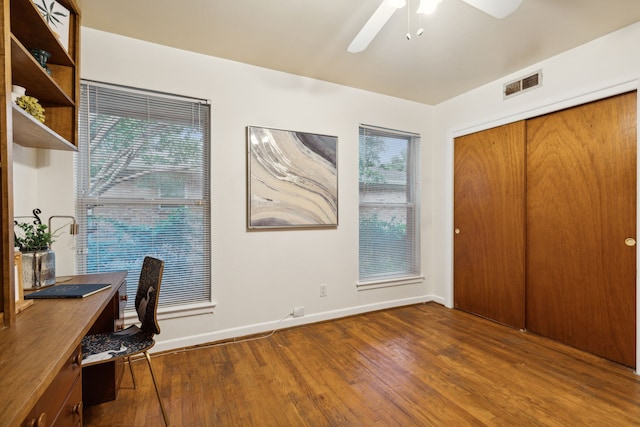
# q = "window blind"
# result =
<box><xmin>76</xmin><ymin>81</ymin><xmax>211</xmax><ymax>309</ymax></box>
<box><xmin>359</xmin><ymin>125</ymin><xmax>421</xmax><ymax>282</ymax></box>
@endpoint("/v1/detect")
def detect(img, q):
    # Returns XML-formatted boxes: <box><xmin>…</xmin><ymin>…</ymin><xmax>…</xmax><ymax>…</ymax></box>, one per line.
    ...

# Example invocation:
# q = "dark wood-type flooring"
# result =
<box><xmin>84</xmin><ymin>302</ymin><xmax>640</xmax><ymax>426</ymax></box>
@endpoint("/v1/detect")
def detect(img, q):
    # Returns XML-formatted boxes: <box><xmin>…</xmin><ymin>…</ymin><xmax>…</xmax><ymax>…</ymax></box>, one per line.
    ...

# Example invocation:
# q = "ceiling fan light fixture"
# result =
<box><xmin>417</xmin><ymin>0</ymin><xmax>443</xmax><ymax>15</ymax></box>
<box><xmin>460</xmin><ymin>0</ymin><xmax>524</xmax><ymax>18</ymax></box>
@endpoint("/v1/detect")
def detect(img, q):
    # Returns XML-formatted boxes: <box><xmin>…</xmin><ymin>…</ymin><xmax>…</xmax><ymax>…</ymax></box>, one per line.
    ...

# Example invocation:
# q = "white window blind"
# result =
<box><xmin>76</xmin><ymin>81</ymin><xmax>211</xmax><ymax>309</ymax></box>
<box><xmin>359</xmin><ymin>125</ymin><xmax>421</xmax><ymax>283</ymax></box>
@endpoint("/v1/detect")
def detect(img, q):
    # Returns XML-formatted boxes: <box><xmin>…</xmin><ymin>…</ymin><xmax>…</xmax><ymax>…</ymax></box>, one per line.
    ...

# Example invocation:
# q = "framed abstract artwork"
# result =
<box><xmin>247</xmin><ymin>126</ymin><xmax>338</xmax><ymax>229</ymax></box>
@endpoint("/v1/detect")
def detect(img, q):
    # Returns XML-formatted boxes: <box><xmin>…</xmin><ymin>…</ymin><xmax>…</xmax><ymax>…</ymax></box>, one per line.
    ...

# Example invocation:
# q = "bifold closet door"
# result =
<box><xmin>526</xmin><ymin>92</ymin><xmax>637</xmax><ymax>367</ymax></box>
<box><xmin>454</xmin><ymin>121</ymin><xmax>526</xmax><ymax>329</ymax></box>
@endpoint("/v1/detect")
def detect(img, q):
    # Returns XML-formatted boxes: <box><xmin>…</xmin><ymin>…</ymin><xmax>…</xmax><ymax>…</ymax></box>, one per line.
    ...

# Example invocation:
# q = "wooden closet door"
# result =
<box><xmin>526</xmin><ymin>92</ymin><xmax>637</xmax><ymax>367</ymax></box>
<box><xmin>454</xmin><ymin>121</ymin><xmax>526</xmax><ymax>329</ymax></box>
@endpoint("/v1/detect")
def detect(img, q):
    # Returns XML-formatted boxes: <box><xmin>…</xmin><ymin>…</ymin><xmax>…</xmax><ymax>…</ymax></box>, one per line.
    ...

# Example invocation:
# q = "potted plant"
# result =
<box><xmin>14</xmin><ymin>222</ymin><xmax>54</xmax><ymax>251</ymax></box>
<box><xmin>15</xmin><ymin>213</ymin><xmax>56</xmax><ymax>289</ymax></box>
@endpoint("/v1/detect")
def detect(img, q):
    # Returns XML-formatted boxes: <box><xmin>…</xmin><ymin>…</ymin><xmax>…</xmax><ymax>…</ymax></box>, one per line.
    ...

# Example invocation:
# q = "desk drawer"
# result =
<box><xmin>55</xmin><ymin>376</ymin><xmax>83</xmax><ymax>427</ymax></box>
<box><xmin>22</xmin><ymin>346</ymin><xmax>82</xmax><ymax>426</ymax></box>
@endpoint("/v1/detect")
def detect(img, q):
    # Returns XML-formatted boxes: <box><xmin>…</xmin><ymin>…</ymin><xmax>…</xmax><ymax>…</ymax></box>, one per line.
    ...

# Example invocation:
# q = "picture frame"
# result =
<box><xmin>247</xmin><ymin>126</ymin><xmax>338</xmax><ymax>229</ymax></box>
<box><xmin>36</xmin><ymin>0</ymin><xmax>71</xmax><ymax>52</ymax></box>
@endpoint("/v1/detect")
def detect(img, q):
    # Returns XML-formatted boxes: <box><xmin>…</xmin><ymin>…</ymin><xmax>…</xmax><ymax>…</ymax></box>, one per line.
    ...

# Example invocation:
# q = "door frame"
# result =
<box><xmin>444</xmin><ymin>78</ymin><xmax>640</xmax><ymax>372</ymax></box>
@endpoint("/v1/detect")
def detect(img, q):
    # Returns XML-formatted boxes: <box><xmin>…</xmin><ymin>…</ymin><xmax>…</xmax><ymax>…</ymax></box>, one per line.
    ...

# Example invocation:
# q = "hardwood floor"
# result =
<box><xmin>83</xmin><ymin>303</ymin><xmax>640</xmax><ymax>426</ymax></box>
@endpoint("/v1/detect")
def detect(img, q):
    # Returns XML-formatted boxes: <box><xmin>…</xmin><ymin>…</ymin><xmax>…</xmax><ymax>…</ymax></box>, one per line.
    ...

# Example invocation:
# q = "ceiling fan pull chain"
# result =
<box><xmin>406</xmin><ymin>0</ymin><xmax>412</xmax><ymax>40</ymax></box>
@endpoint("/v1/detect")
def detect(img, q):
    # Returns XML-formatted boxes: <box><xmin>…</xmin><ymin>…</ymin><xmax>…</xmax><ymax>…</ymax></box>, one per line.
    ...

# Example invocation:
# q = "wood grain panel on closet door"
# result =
<box><xmin>526</xmin><ymin>92</ymin><xmax>637</xmax><ymax>367</ymax></box>
<box><xmin>454</xmin><ymin>121</ymin><xmax>526</xmax><ymax>329</ymax></box>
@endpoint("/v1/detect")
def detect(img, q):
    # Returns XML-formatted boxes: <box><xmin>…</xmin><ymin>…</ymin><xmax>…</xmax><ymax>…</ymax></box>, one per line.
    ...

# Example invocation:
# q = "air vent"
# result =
<box><xmin>503</xmin><ymin>70</ymin><xmax>542</xmax><ymax>99</ymax></box>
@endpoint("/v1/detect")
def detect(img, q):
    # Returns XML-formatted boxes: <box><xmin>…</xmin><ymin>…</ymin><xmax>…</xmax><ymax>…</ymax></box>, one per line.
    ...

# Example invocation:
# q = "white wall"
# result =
<box><xmin>13</xmin><ymin>142</ymin><xmax>79</xmax><ymax>269</ymax></box>
<box><xmin>24</xmin><ymin>28</ymin><xmax>436</xmax><ymax>352</ymax></box>
<box><xmin>13</xmin><ymin>146</ymin><xmax>38</xmax><ymax>217</ymax></box>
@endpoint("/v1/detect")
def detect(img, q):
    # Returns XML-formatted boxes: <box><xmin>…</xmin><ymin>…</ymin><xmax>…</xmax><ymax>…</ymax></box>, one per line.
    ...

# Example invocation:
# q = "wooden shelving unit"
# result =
<box><xmin>10</xmin><ymin>0</ymin><xmax>80</xmax><ymax>150</ymax></box>
<box><xmin>1</xmin><ymin>0</ymin><xmax>80</xmax><ymax>326</ymax></box>
<box><xmin>12</xmin><ymin>103</ymin><xmax>76</xmax><ymax>150</ymax></box>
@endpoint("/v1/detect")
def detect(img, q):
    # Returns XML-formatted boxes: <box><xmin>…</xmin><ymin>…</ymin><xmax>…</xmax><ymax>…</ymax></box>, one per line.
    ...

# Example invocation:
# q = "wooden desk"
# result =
<box><xmin>0</xmin><ymin>272</ymin><xmax>127</xmax><ymax>427</ymax></box>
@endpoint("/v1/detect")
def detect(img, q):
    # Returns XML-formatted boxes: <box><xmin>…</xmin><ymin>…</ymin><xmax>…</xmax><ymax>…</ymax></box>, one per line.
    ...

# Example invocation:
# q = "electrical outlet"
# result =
<box><xmin>293</xmin><ymin>306</ymin><xmax>305</xmax><ymax>318</ymax></box>
<box><xmin>320</xmin><ymin>284</ymin><xmax>327</xmax><ymax>297</ymax></box>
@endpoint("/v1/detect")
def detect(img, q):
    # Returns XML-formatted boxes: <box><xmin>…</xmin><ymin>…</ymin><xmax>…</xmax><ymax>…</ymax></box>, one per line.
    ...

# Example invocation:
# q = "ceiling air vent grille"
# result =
<box><xmin>503</xmin><ymin>70</ymin><xmax>542</xmax><ymax>99</ymax></box>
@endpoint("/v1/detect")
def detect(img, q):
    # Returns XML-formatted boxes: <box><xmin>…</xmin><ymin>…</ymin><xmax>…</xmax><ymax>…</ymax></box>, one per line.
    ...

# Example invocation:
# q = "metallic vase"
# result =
<box><xmin>21</xmin><ymin>249</ymin><xmax>56</xmax><ymax>289</ymax></box>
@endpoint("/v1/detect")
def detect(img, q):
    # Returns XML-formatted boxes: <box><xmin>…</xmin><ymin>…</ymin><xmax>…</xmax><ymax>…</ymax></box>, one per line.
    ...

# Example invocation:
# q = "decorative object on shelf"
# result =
<box><xmin>16</xmin><ymin>95</ymin><xmax>45</xmax><ymax>123</ymax></box>
<box><xmin>29</xmin><ymin>48</ymin><xmax>52</xmax><ymax>75</ymax></box>
<box><xmin>247</xmin><ymin>126</ymin><xmax>338</xmax><ymax>229</ymax></box>
<box><xmin>14</xmin><ymin>208</ymin><xmax>56</xmax><ymax>289</ymax></box>
<box><xmin>36</xmin><ymin>0</ymin><xmax>70</xmax><ymax>52</ymax></box>
<box><xmin>11</xmin><ymin>85</ymin><xmax>26</xmax><ymax>103</ymax></box>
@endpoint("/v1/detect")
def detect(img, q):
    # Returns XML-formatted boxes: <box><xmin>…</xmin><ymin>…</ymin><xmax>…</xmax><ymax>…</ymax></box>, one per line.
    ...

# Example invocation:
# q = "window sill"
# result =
<box><xmin>124</xmin><ymin>301</ymin><xmax>217</xmax><ymax>323</ymax></box>
<box><xmin>357</xmin><ymin>275</ymin><xmax>425</xmax><ymax>290</ymax></box>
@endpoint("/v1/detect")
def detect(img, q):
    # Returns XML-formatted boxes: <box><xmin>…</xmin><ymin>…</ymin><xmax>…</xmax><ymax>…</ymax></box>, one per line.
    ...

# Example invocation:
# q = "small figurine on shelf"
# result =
<box><xmin>16</xmin><ymin>96</ymin><xmax>45</xmax><ymax>123</ymax></box>
<box><xmin>28</xmin><ymin>48</ymin><xmax>52</xmax><ymax>76</ymax></box>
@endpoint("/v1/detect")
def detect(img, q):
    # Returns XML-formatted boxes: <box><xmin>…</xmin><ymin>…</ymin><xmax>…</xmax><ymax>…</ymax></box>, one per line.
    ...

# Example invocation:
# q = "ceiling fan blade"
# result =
<box><xmin>460</xmin><ymin>0</ymin><xmax>523</xmax><ymax>19</ymax></box>
<box><xmin>348</xmin><ymin>0</ymin><xmax>406</xmax><ymax>53</ymax></box>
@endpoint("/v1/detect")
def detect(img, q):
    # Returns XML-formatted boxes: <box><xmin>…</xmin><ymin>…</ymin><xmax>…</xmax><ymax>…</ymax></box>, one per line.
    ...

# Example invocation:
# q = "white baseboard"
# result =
<box><xmin>152</xmin><ymin>294</ymin><xmax>441</xmax><ymax>354</ymax></box>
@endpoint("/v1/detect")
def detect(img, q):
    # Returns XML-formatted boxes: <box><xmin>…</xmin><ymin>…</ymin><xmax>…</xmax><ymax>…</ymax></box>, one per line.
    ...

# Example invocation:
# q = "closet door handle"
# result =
<box><xmin>624</xmin><ymin>237</ymin><xmax>636</xmax><ymax>247</ymax></box>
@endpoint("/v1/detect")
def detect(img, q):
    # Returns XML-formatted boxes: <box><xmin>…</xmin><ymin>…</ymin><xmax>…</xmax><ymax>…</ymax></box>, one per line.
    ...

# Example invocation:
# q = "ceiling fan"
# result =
<box><xmin>348</xmin><ymin>0</ymin><xmax>524</xmax><ymax>53</ymax></box>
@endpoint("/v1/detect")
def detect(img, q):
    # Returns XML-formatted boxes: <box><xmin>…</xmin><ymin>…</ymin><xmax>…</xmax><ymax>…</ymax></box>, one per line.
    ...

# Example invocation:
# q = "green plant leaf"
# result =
<box><xmin>14</xmin><ymin>221</ymin><xmax>54</xmax><ymax>251</ymax></box>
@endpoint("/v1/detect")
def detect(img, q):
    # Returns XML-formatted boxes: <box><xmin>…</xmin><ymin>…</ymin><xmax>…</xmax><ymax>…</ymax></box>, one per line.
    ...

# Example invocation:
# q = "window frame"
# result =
<box><xmin>358</xmin><ymin>125</ymin><xmax>422</xmax><ymax>288</ymax></box>
<box><xmin>75</xmin><ymin>80</ymin><xmax>213</xmax><ymax>311</ymax></box>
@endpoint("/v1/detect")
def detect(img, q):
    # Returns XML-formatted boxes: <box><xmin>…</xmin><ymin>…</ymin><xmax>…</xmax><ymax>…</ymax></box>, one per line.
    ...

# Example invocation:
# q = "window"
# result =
<box><xmin>76</xmin><ymin>81</ymin><xmax>211</xmax><ymax>309</ymax></box>
<box><xmin>359</xmin><ymin>125</ymin><xmax>420</xmax><ymax>283</ymax></box>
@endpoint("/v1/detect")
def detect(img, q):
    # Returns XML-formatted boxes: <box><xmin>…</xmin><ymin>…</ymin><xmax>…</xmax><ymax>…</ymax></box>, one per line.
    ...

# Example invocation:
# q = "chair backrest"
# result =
<box><xmin>135</xmin><ymin>256</ymin><xmax>164</xmax><ymax>334</ymax></box>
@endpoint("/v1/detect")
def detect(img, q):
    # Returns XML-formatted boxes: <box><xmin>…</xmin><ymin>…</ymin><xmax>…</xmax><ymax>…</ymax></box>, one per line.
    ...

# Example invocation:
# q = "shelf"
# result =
<box><xmin>10</xmin><ymin>0</ymin><xmax>74</xmax><ymax>67</ymax></box>
<box><xmin>11</xmin><ymin>36</ymin><xmax>73</xmax><ymax>106</ymax></box>
<box><xmin>12</xmin><ymin>104</ymin><xmax>77</xmax><ymax>151</ymax></box>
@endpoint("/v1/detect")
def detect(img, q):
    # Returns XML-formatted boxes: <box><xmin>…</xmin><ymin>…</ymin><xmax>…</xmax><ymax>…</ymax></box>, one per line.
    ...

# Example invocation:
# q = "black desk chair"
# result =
<box><xmin>81</xmin><ymin>256</ymin><xmax>169</xmax><ymax>426</ymax></box>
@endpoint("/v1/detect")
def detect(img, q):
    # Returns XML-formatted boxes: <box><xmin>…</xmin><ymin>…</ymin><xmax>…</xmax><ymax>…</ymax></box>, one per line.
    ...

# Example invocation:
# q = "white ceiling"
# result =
<box><xmin>79</xmin><ymin>0</ymin><xmax>640</xmax><ymax>105</ymax></box>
